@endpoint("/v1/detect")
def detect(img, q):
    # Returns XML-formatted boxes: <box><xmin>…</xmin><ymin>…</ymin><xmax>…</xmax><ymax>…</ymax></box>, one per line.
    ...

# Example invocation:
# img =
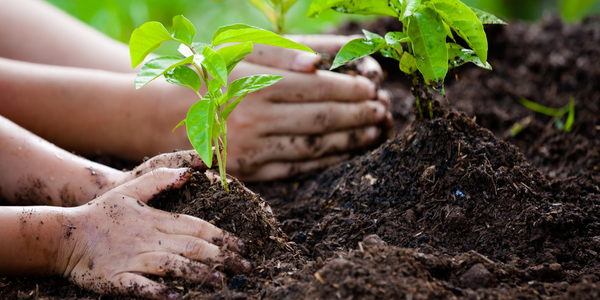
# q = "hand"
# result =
<box><xmin>223</xmin><ymin>34</ymin><xmax>392</xmax><ymax>181</ymax></box>
<box><xmin>59</xmin><ymin>168</ymin><xmax>250</xmax><ymax>299</ymax></box>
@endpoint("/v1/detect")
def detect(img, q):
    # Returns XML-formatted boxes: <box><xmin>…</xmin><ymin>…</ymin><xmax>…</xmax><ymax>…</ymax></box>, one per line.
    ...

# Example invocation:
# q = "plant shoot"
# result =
<box><xmin>130</xmin><ymin>15</ymin><xmax>314</xmax><ymax>191</ymax></box>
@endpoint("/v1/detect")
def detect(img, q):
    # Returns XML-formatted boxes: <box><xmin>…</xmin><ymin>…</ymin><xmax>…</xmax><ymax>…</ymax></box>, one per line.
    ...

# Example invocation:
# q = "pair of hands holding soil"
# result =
<box><xmin>0</xmin><ymin>0</ymin><xmax>391</xmax><ymax>298</ymax></box>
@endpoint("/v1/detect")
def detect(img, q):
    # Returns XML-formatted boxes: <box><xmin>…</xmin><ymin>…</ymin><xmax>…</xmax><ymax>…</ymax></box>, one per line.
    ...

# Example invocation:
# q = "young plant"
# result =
<box><xmin>510</xmin><ymin>97</ymin><xmax>576</xmax><ymax>136</ymax></box>
<box><xmin>247</xmin><ymin>0</ymin><xmax>300</xmax><ymax>33</ymax></box>
<box><xmin>308</xmin><ymin>0</ymin><xmax>506</xmax><ymax>119</ymax></box>
<box><xmin>129</xmin><ymin>15</ymin><xmax>314</xmax><ymax>191</ymax></box>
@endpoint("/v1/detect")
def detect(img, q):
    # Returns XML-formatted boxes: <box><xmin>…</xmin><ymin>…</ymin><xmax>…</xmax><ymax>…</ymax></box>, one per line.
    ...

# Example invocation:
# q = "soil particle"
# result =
<box><xmin>459</xmin><ymin>263</ymin><xmax>495</xmax><ymax>289</ymax></box>
<box><xmin>14</xmin><ymin>176</ymin><xmax>52</xmax><ymax>205</ymax></box>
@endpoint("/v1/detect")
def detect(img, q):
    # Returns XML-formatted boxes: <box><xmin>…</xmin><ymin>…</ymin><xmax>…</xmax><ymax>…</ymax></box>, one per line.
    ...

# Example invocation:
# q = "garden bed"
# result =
<box><xmin>2</xmin><ymin>15</ymin><xmax>600</xmax><ymax>300</ymax></box>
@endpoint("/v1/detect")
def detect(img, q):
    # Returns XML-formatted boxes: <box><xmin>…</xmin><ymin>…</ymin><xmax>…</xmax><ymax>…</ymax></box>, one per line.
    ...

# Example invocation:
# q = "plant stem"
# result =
<box><xmin>214</xmin><ymin>137</ymin><xmax>229</xmax><ymax>192</ymax></box>
<box><xmin>411</xmin><ymin>75</ymin><xmax>423</xmax><ymax>119</ymax></box>
<box><xmin>425</xmin><ymin>85</ymin><xmax>433</xmax><ymax>119</ymax></box>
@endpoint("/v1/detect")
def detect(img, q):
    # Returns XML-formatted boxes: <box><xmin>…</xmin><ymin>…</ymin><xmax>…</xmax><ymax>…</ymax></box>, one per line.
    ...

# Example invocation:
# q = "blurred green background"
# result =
<box><xmin>46</xmin><ymin>0</ymin><xmax>600</xmax><ymax>48</ymax></box>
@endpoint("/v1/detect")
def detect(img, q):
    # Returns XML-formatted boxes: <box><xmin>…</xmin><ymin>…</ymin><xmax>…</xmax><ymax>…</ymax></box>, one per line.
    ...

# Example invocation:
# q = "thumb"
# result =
<box><xmin>244</xmin><ymin>44</ymin><xmax>321</xmax><ymax>72</ymax></box>
<box><xmin>115</xmin><ymin>167</ymin><xmax>191</xmax><ymax>204</ymax></box>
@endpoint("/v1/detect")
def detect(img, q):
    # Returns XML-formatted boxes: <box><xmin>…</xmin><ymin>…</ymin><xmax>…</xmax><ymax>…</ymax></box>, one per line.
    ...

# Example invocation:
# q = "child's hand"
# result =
<box><xmin>60</xmin><ymin>168</ymin><xmax>249</xmax><ymax>299</ymax></box>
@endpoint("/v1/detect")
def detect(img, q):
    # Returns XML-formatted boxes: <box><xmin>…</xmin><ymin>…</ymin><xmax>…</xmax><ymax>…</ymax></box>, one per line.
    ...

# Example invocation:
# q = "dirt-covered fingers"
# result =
<box><xmin>284</xmin><ymin>34</ymin><xmax>364</xmax><ymax>54</ymax></box>
<box><xmin>358</xmin><ymin>56</ymin><xmax>384</xmax><ymax>84</ymax></box>
<box><xmin>131</xmin><ymin>151</ymin><xmax>207</xmax><ymax>178</ymax></box>
<box><xmin>244</xmin><ymin>44</ymin><xmax>321</xmax><ymax>72</ymax></box>
<box><xmin>72</xmin><ymin>271</ymin><xmax>180</xmax><ymax>300</ymax></box>
<box><xmin>236</xmin><ymin>154</ymin><xmax>350</xmax><ymax>182</ymax></box>
<box><xmin>248</xmin><ymin>127</ymin><xmax>381</xmax><ymax>163</ymax></box>
<box><xmin>159</xmin><ymin>236</ymin><xmax>252</xmax><ymax>273</ymax></box>
<box><xmin>156</xmin><ymin>214</ymin><xmax>246</xmax><ymax>254</ymax></box>
<box><xmin>117</xmin><ymin>168</ymin><xmax>192</xmax><ymax>202</ymax></box>
<box><xmin>129</xmin><ymin>252</ymin><xmax>225</xmax><ymax>286</ymax></box>
<box><xmin>264</xmin><ymin>100</ymin><xmax>387</xmax><ymax>134</ymax></box>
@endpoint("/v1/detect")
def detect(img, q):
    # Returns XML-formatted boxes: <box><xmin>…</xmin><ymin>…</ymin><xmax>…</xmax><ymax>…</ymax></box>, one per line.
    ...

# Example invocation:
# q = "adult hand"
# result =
<box><xmin>60</xmin><ymin>168</ymin><xmax>250</xmax><ymax>299</ymax></box>
<box><xmin>223</xmin><ymin>34</ymin><xmax>392</xmax><ymax>181</ymax></box>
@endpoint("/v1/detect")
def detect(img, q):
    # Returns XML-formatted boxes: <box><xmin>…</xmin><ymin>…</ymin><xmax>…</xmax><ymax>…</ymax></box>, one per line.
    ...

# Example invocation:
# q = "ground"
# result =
<box><xmin>1</xmin><ymin>15</ymin><xmax>599</xmax><ymax>300</ymax></box>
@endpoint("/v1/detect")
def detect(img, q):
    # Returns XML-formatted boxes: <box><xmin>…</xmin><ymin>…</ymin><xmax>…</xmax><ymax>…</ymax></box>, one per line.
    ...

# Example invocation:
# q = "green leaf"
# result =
<box><xmin>208</xmin><ymin>79</ymin><xmax>223</xmax><ymax>100</ymax></box>
<box><xmin>212</xmin><ymin>27</ymin><xmax>314</xmax><ymax>53</ymax></box>
<box><xmin>222</xmin><ymin>92</ymin><xmax>249</xmax><ymax>120</ymax></box>
<box><xmin>217</xmin><ymin>42</ymin><xmax>254</xmax><ymax>66</ymax></box>
<box><xmin>170</xmin><ymin>15</ymin><xmax>196</xmax><ymax>46</ymax></box>
<box><xmin>447</xmin><ymin>43</ymin><xmax>492</xmax><ymax>70</ymax></box>
<box><xmin>199</xmin><ymin>46</ymin><xmax>228</xmax><ymax>87</ymax></box>
<box><xmin>331</xmin><ymin>38</ymin><xmax>386</xmax><ymax>70</ymax></box>
<box><xmin>381</xmin><ymin>46</ymin><xmax>402</xmax><ymax>61</ymax></box>
<box><xmin>430</xmin><ymin>0</ymin><xmax>488</xmax><ymax>63</ymax></box>
<box><xmin>226</xmin><ymin>75</ymin><xmax>284</xmax><ymax>99</ymax></box>
<box><xmin>173</xmin><ymin>119</ymin><xmax>186</xmax><ymax>132</ymax></box>
<box><xmin>565</xmin><ymin>97</ymin><xmax>575</xmax><ymax>132</ymax></box>
<box><xmin>362</xmin><ymin>29</ymin><xmax>384</xmax><ymax>41</ymax></box>
<box><xmin>226</xmin><ymin>58</ymin><xmax>244</xmax><ymax>75</ymax></box>
<box><xmin>560</xmin><ymin>0</ymin><xmax>597</xmax><ymax>23</ymax></box>
<box><xmin>186</xmin><ymin>100</ymin><xmax>215</xmax><ymax>168</ymax></box>
<box><xmin>247</xmin><ymin>0</ymin><xmax>277</xmax><ymax>24</ymax></box>
<box><xmin>178</xmin><ymin>42</ymin><xmax>210</xmax><ymax>58</ymax></box>
<box><xmin>130</xmin><ymin>22</ymin><xmax>175</xmax><ymax>68</ymax></box>
<box><xmin>401</xmin><ymin>0</ymin><xmax>422</xmax><ymax>20</ymax></box>
<box><xmin>307</xmin><ymin>0</ymin><xmax>400</xmax><ymax>18</ymax></box>
<box><xmin>212</xmin><ymin>24</ymin><xmax>258</xmax><ymax>42</ymax></box>
<box><xmin>400</xmin><ymin>52</ymin><xmax>418</xmax><ymax>74</ymax></box>
<box><xmin>283</xmin><ymin>0</ymin><xmax>301</xmax><ymax>12</ymax></box>
<box><xmin>470</xmin><ymin>7</ymin><xmax>507</xmax><ymax>25</ymax></box>
<box><xmin>135</xmin><ymin>55</ymin><xmax>194</xmax><ymax>89</ymax></box>
<box><xmin>518</xmin><ymin>98</ymin><xmax>569</xmax><ymax>117</ymax></box>
<box><xmin>408</xmin><ymin>7</ymin><xmax>448</xmax><ymax>89</ymax></box>
<box><xmin>165</xmin><ymin>65</ymin><xmax>202</xmax><ymax>92</ymax></box>
<box><xmin>385</xmin><ymin>31</ymin><xmax>409</xmax><ymax>44</ymax></box>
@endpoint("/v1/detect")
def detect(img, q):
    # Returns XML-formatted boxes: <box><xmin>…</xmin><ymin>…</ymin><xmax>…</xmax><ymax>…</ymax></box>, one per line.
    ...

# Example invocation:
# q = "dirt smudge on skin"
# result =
<box><xmin>59</xmin><ymin>184</ymin><xmax>79</xmax><ymax>207</ymax></box>
<box><xmin>14</xmin><ymin>176</ymin><xmax>53</xmax><ymax>206</ymax></box>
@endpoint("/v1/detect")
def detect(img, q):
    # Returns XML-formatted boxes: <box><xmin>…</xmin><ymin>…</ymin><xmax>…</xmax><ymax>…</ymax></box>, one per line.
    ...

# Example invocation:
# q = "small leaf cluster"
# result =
<box><xmin>510</xmin><ymin>97</ymin><xmax>575</xmax><ymax>136</ymax></box>
<box><xmin>130</xmin><ymin>15</ymin><xmax>313</xmax><ymax>191</ymax></box>
<box><xmin>245</xmin><ymin>0</ymin><xmax>301</xmax><ymax>33</ymax></box>
<box><xmin>308</xmin><ymin>0</ymin><xmax>505</xmax><ymax>118</ymax></box>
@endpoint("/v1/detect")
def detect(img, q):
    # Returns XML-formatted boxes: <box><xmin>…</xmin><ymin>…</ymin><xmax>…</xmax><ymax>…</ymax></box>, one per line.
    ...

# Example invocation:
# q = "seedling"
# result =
<box><xmin>130</xmin><ymin>15</ymin><xmax>313</xmax><ymax>191</ymax></box>
<box><xmin>308</xmin><ymin>0</ymin><xmax>506</xmax><ymax>119</ymax></box>
<box><xmin>247</xmin><ymin>0</ymin><xmax>300</xmax><ymax>33</ymax></box>
<box><xmin>509</xmin><ymin>97</ymin><xmax>576</xmax><ymax>136</ymax></box>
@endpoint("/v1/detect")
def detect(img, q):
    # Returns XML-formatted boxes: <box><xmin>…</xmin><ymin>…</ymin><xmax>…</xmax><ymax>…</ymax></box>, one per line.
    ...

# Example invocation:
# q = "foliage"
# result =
<box><xmin>130</xmin><ymin>15</ymin><xmax>314</xmax><ymax>191</ymax></box>
<box><xmin>511</xmin><ymin>97</ymin><xmax>576</xmax><ymax>135</ymax></box>
<box><xmin>559</xmin><ymin>0</ymin><xmax>600</xmax><ymax>23</ymax></box>
<box><xmin>225</xmin><ymin>0</ymin><xmax>302</xmax><ymax>33</ymax></box>
<box><xmin>309</xmin><ymin>0</ymin><xmax>504</xmax><ymax>119</ymax></box>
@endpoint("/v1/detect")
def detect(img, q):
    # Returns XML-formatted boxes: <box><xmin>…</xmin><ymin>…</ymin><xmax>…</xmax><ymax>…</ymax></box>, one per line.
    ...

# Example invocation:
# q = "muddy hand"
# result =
<box><xmin>60</xmin><ymin>168</ymin><xmax>250</xmax><ymax>299</ymax></box>
<box><xmin>128</xmin><ymin>150</ymin><xmax>209</xmax><ymax>178</ymax></box>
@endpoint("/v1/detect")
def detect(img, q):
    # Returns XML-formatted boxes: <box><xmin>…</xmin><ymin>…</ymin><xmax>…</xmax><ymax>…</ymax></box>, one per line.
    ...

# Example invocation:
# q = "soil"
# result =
<box><xmin>2</xmin><ymin>15</ymin><xmax>600</xmax><ymax>300</ymax></box>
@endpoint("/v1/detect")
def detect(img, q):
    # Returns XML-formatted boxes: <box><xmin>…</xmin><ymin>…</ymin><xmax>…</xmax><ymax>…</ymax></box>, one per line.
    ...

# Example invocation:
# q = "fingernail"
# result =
<box><xmin>208</xmin><ymin>271</ymin><xmax>224</xmax><ymax>287</ymax></box>
<box><xmin>374</xmin><ymin>104</ymin><xmax>386</xmax><ymax>121</ymax></box>
<box><xmin>168</xmin><ymin>291</ymin><xmax>181</xmax><ymax>299</ymax></box>
<box><xmin>293</xmin><ymin>52</ymin><xmax>320</xmax><ymax>71</ymax></box>
<box><xmin>366</xmin><ymin>127</ymin><xmax>379</xmax><ymax>140</ymax></box>
<box><xmin>175</xmin><ymin>167</ymin><xmax>191</xmax><ymax>178</ymax></box>
<box><xmin>236</xmin><ymin>240</ymin><xmax>247</xmax><ymax>255</ymax></box>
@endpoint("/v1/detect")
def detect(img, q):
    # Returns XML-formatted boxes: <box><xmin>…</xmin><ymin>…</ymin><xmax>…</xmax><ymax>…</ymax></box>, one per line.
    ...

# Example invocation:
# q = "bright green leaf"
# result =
<box><xmin>518</xmin><ymin>98</ymin><xmax>570</xmax><ymax>117</ymax></box>
<box><xmin>135</xmin><ymin>55</ymin><xmax>194</xmax><ymax>89</ymax></box>
<box><xmin>130</xmin><ymin>22</ymin><xmax>175</xmax><ymax>68</ymax></box>
<box><xmin>447</xmin><ymin>43</ymin><xmax>492</xmax><ymax>70</ymax></box>
<box><xmin>217</xmin><ymin>42</ymin><xmax>254</xmax><ymax>66</ymax></box>
<box><xmin>307</xmin><ymin>0</ymin><xmax>400</xmax><ymax>18</ymax></box>
<box><xmin>222</xmin><ymin>92</ymin><xmax>249</xmax><ymax>120</ymax></box>
<box><xmin>226</xmin><ymin>75</ymin><xmax>284</xmax><ymax>98</ymax></box>
<box><xmin>212</xmin><ymin>24</ymin><xmax>259</xmax><ymax>42</ymax></box>
<box><xmin>381</xmin><ymin>46</ymin><xmax>402</xmax><ymax>61</ymax></box>
<box><xmin>186</xmin><ymin>100</ymin><xmax>215</xmax><ymax>168</ymax></box>
<box><xmin>170</xmin><ymin>15</ymin><xmax>196</xmax><ymax>46</ymax></box>
<box><xmin>385</xmin><ymin>32</ymin><xmax>409</xmax><ymax>45</ymax></box>
<box><xmin>208</xmin><ymin>79</ymin><xmax>223</xmax><ymax>99</ymax></box>
<box><xmin>470</xmin><ymin>7</ymin><xmax>507</xmax><ymax>25</ymax></box>
<box><xmin>401</xmin><ymin>0</ymin><xmax>422</xmax><ymax>20</ymax></box>
<box><xmin>165</xmin><ymin>65</ymin><xmax>202</xmax><ymax>92</ymax></box>
<box><xmin>430</xmin><ymin>0</ymin><xmax>488</xmax><ymax>63</ymax></box>
<box><xmin>362</xmin><ymin>29</ymin><xmax>384</xmax><ymax>41</ymax></box>
<box><xmin>199</xmin><ymin>47</ymin><xmax>228</xmax><ymax>87</ymax></box>
<box><xmin>247</xmin><ymin>0</ymin><xmax>277</xmax><ymax>24</ymax></box>
<box><xmin>172</xmin><ymin>119</ymin><xmax>186</xmax><ymax>132</ymax></box>
<box><xmin>178</xmin><ymin>42</ymin><xmax>210</xmax><ymax>58</ymax></box>
<box><xmin>212</xmin><ymin>27</ymin><xmax>314</xmax><ymax>53</ymax></box>
<box><xmin>565</xmin><ymin>97</ymin><xmax>575</xmax><ymax>132</ymax></box>
<box><xmin>400</xmin><ymin>52</ymin><xmax>418</xmax><ymax>74</ymax></box>
<box><xmin>226</xmin><ymin>58</ymin><xmax>244</xmax><ymax>75</ymax></box>
<box><xmin>408</xmin><ymin>7</ymin><xmax>448</xmax><ymax>89</ymax></box>
<box><xmin>331</xmin><ymin>38</ymin><xmax>387</xmax><ymax>70</ymax></box>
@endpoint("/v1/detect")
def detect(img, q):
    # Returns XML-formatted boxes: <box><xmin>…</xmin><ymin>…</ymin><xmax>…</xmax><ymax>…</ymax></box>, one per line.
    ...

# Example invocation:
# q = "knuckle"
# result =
<box><xmin>184</xmin><ymin>239</ymin><xmax>207</xmax><ymax>258</ymax></box>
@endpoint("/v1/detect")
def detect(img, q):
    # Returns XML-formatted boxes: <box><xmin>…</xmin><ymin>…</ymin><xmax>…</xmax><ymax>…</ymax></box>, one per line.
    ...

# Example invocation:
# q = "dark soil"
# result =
<box><xmin>2</xmin><ymin>15</ymin><xmax>600</xmax><ymax>300</ymax></box>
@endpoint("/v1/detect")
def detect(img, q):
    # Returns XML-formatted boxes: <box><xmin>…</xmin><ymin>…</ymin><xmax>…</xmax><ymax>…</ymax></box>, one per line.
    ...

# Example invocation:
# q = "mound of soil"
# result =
<box><xmin>2</xmin><ymin>15</ymin><xmax>600</xmax><ymax>300</ymax></box>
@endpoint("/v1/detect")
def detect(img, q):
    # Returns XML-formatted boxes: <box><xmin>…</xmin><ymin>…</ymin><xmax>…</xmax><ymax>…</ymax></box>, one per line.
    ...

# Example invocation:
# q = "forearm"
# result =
<box><xmin>0</xmin><ymin>0</ymin><xmax>133</xmax><ymax>72</ymax></box>
<box><xmin>0</xmin><ymin>206</ymin><xmax>72</xmax><ymax>277</ymax></box>
<box><xmin>0</xmin><ymin>57</ymin><xmax>194</xmax><ymax>161</ymax></box>
<box><xmin>0</xmin><ymin>115</ymin><xmax>123</xmax><ymax>206</ymax></box>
